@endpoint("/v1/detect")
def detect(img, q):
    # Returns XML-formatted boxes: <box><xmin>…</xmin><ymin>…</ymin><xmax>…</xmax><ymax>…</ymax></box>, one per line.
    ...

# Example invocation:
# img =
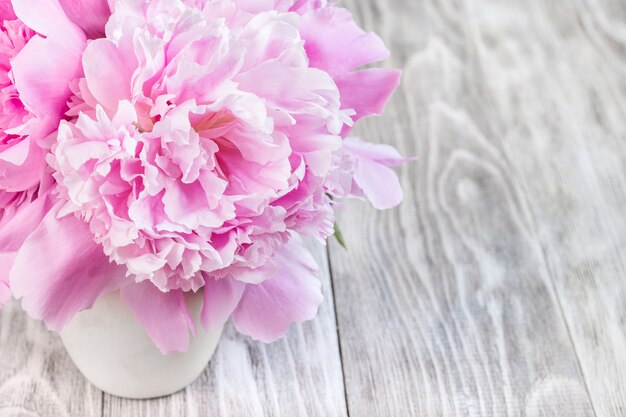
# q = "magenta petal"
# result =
<box><xmin>232</xmin><ymin>238</ymin><xmax>323</xmax><ymax>342</ymax></box>
<box><xmin>58</xmin><ymin>0</ymin><xmax>111</xmax><ymax>38</ymax></box>
<box><xmin>335</xmin><ymin>69</ymin><xmax>402</xmax><ymax>122</ymax></box>
<box><xmin>120</xmin><ymin>282</ymin><xmax>195</xmax><ymax>355</ymax></box>
<box><xmin>201</xmin><ymin>276</ymin><xmax>245</xmax><ymax>332</ymax></box>
<box><xmin>0</xmin><ymin>0</ymin><xmax>16</xmax><ymax>20</ymax></box>
<box><xmin>9</xmin><ymin>202</ymin><xmax>125</xmax><ymax>330</ymax></box>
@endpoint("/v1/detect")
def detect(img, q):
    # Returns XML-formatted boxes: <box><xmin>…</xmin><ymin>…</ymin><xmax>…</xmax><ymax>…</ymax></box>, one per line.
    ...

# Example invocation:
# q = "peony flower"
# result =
<box><xmin>9</xmin><ymin>0</ymin><xmax>405</xmax><ymax>352</ymax></box>
<box><xmin>0</xmin><ymin>0</ymin><xmax>113</xmax><ymax>307</ymax></box>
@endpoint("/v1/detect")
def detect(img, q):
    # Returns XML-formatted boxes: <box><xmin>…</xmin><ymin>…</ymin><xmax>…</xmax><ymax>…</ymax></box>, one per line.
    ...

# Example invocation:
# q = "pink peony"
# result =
<box><xmin>0</xmin><ymin>0</ymin><xmax>113</xmax><ymax>307</ymax></box>
<box><xmin>8</xmin><ymin>0</ymin><xmax>405</xmax><ymax>352</ymax></box>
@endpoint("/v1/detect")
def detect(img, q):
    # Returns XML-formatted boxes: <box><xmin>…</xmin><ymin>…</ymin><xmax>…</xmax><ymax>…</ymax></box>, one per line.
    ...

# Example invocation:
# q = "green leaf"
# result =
<box><xmin>333</xmin><ymin>223</ymin><xmax>347</xmax><ymax>250</ymax></box>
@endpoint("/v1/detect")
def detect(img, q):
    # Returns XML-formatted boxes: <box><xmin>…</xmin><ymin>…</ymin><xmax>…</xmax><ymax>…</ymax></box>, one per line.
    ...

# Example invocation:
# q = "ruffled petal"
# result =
<box><xmin>232</xmin><ymin>237</ymin><xmax>323</xmax><ymax>342</ymax></box>
<box><xmin>201</xmin><ymin>276</ymin><xmax>245</xmax><ymax>332</ymax></box>
<box><xmin>120</xmin><ymin>281</ymin><xmax>195</xmax><ymax>355</ymax></box>
<box><xmin>9</xmin><ymin>201</ymin><xmax>125</xmax><ymax>330</ymax></box>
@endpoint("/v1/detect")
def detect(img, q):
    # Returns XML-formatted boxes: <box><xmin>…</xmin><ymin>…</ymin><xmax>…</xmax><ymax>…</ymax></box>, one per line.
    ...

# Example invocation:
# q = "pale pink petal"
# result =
<box><xmin>232</xmin><ymin>238</ymin><xmax>323</xmax><ymax>342</ymax></box>
<box><xmin>352</xmin><ymin>156</ymin><xmax>404</xmax><ymax>210</ymax></box>
<box><xmin>12</xmin><ymin>0</ymin><xmax>84</xmax><ymax>40</ymax></box>
<box><xmin>58</xmin><ymin>0</ymin><xmax>112</xmax><ymax>38</ymax></box>
<box><xmin>343</xmin><ymin>136</ymin><xmax>408</xmax><ymax>210</ymax></box>
<box><xmin>201</xmin><ymin>276</ymin><xmax>245</xmax><ymax>331</ymax></box>
<box><xmin>0</xmin><ymin>192</ymin><xmax>53</xmax><ymax>281</ymax></box>
<box><xmin>343</xmin><ymin>136</ymin><xmax>408</xmax><ymax>166</ymax></box>
<box><xmin>120</xmin><ymin>281</ymin><xmax>195</xmax><ymax>355</ymax></box>
<box><xmin>9</xmin><ymin>202</ymin><xmax>126</xmax><ymax>330</ymax></box>
<box><xmin>82</xmin><ymin>39</ymin><xmax>133</xmax><ymax>112</ymax></box>
<box><xmin>9</xmin><ymin>0</ymin><xmax>84</xmax><ymax>118</ymax></box>
<box><xmin>0</xmin><ymin>137</ymin><xmax>45</xmax><ymax>192</ymax></box>
<box><xmin>10</xmin><ymin>35</ymin><xmax>85</xmax><ymax>118</ymax></box>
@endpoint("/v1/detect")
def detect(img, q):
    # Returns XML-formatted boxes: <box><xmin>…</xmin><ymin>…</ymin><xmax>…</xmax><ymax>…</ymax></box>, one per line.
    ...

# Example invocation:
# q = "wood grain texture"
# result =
<box><xmin>0</xmin><ymin>301</ymin><xmax>102</xmax><ymax>417</ymax></box>
<box><xmin>327</xmin><ymin>0</ymin><xmax>604</xmax><ymax>415</ymax></box>
<box><xmin>473</xmin><ymin>0</ymin><xmax>626</xmax><ymax>415</ymax></box>
<box><xmin>103</xmin><ymin>241</ymin><xmax>347</xmax><ymax>417</ymax></box>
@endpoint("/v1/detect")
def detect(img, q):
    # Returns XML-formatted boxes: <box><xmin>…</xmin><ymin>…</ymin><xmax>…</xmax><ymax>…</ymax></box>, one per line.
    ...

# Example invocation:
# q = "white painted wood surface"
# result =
<box><xmin>1</xmin><ymin>0</ymin><xmax>625</xmax><ymax>416</ymax></box>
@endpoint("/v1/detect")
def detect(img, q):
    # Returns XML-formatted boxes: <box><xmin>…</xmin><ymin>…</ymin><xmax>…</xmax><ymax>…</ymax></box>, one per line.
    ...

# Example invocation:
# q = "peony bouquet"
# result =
<box><xmin>0</xmin><ymin>0</ymin><xmax>405</xmax><ymax>354</ymax></box>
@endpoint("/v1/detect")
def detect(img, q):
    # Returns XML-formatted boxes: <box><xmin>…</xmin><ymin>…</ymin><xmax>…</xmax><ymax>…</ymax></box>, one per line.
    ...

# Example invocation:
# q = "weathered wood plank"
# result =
<box><xmin>103</xmin><ymin>241</ymin><xmax>347</xmax><ymax>417</ymax></box>
<box><xmin>328</xmin><ymin>0</ymin><xmax>597</xmax><ymax>415</ymax></box>
<box><xmin>475</xmin><ymin>0</ymin><xmax>626</xmax><ymax>415</ymax></box>
<box><xmin>0</xmin><ymin>301</ymin><xmax>103</xmax><ymax>417</ymax></box>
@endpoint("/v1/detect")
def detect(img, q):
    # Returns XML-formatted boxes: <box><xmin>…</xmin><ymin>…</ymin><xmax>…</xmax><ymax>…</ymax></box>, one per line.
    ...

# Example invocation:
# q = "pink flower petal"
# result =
<box><xmin>120</xmin><ymin>281</ymin><xmax>196</xmax><ymax>355</ymax></box>
<box><xmin>12</xmin><ymin>0</ymin><xmax>84</xmax><ymax>40</ymax></box>
<box><xmin>10</xmin><ymin>34</ymin><xmax>85</xmax><ymax>118</ymax></box>
<box><xmin>343</xmin><ymin>136</ymin><xmax>408</xmax><ymax>210</ymax></box>
<box><xmin>9</xmin><ymin>201</ymin><xmax>126</xmax><ymax>330</ymax></box>
<box><xmin>343</xmin><ymin>136</ymin><xmax>408</xmax><ymax>166</ymax></box>
<box><xmin>289</xmin><ymin>0</ymin><xmax>337</xmax><ymax>14</ymax></box>
<box><xmin>10</xmin><ymin>0</ymin><xmax>85</xmax><ymax>119</ymax></box>
<box><xmin>0</xmin><ymin>137</ymin><xmax>46</xmax><ymax>192</ymax></box>
<box><xmin>201</xmin><ymin>276</ymin><xmax>245</xmax><ymax>332</ymax></box>
<box><xmin>300</xmin><ymin>7</ymin><xmax>389</xmax><ymax>76</ymax></box>
<box><xmin>0</xmin><ymin>192</ymin><xmax>53</xmax><ymax>283</ymax></box>
<box><xmin>298</xmin><ymin>7</ymin><xmax>400</xmax><ymax>124</ymax></box>
<box><xmin>58</xmin><ymin>0</ymin><xmax>112</xmax><ymax>38</ymax></box>
<box><xmin>232</xmin><ymin>238</ymin><xmax>323</xmax><ymax>342</ymax></box>
<box><xmin>82</xmin><ymin>39</ymin><xmax>133</xmax><ymax>112</ymax></box>
<box><xmin>335</xmin><ymin>69</ymin><xmax>402</xmax><ymax>122</ymax></box>
<box><xmin>0</xmin><ymin>0</ymin><xmax>16</xmax><ymax>20</ymax></box>
<box><xmin>352</xmin><ymin>156</ymin><xmax>404</xmax><ymax>210</ymax></box>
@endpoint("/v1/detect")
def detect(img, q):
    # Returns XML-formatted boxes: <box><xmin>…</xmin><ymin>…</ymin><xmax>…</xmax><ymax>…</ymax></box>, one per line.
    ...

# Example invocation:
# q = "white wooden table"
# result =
<box><xmin>1</xmin><ymin>0</ymin><xmax>626</xmax><ymax>415</ymax></box>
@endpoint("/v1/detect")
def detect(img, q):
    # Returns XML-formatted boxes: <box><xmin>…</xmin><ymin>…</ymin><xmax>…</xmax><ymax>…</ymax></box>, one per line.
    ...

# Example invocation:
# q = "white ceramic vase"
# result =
<box><xmin>60</xmin><ymin>290</ymin><xmax>221</xmax><ymax>399</ymax></box>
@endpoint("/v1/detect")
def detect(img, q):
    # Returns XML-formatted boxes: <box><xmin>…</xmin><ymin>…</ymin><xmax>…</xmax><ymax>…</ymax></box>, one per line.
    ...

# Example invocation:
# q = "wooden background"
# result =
<box><xmin>1</xmin><ymin>0</ymin><xmax>626</xmax><ymax>415</ymax></box>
